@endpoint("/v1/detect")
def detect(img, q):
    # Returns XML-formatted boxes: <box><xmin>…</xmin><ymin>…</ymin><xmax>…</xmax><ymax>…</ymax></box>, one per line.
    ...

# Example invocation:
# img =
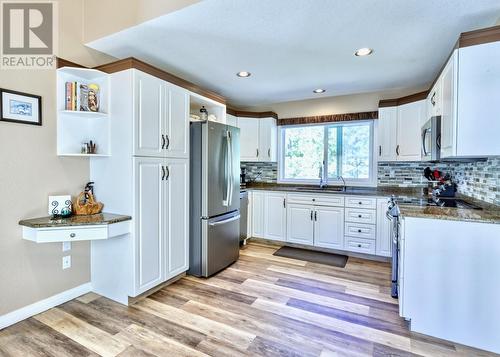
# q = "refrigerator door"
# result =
<box><xmin>203</xmin><ymin>121</ymin><xmax>231</xmax><ymax>217</ymax></box>
<box><xmin>227</xmin><ymin>125</ymin><xmax>241</xmax><ymax>213</ymax></box>
<box><xmin>202</xmin><ymin>211</ymin><xmax>240</xmax><ymax>277</ymax></box>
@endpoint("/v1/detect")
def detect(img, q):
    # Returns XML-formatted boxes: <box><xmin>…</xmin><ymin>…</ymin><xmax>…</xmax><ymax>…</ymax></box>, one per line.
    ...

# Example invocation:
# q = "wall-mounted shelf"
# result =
<box><xmin>57</xmin><ymin>67</ymin><xmax>111</xmax><ymax>157</ymax></box>
<box><xmin>19</xmin><ymin>213</ymin><xmax>131</xmax><ymax>243</ymax></box>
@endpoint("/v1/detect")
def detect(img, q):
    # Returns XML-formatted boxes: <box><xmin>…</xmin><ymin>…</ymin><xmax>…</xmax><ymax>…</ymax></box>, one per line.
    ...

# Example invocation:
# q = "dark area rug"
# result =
<box><xmin>273</xmin><ymin>246</ymin><xmax>348</xmax><ymax>268</ymax></box>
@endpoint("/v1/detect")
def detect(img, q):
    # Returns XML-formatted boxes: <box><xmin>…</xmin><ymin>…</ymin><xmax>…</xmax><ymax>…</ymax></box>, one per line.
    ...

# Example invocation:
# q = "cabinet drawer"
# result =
<box><xmin>287</xmin><ymin>193</ymin><xmax>344</xmax><ymax>207</ymax></box>
<box><xmin>35</xmin><ymin>226</ymin><xmax>108</xmax><ymax>243</ymax></box>
<box><xmin>345</xmin><ymin>196</ymin><xmax>377</xmax><ymax>209</ymax></box>
<box><xmin>344</xmin><ymin>222</ymin><xmax>376</xmax><ymax>240</ymax></box>
<box><xmin>344</xmin><ymin>237</ymin><xmax>376</xmax><ymax>255</ymax></box>
<box><xmin>345</xmin><ymin>208</ymin><xmax>376</xmax><ymax>225</ymax></box>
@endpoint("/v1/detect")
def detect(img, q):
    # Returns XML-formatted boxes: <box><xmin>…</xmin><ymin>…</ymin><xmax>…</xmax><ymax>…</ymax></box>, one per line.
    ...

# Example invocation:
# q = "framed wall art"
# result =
<box><xmin>0</xmin><ymin>89</ymin><xmax>42</xmax><ymax>126</ymax></box>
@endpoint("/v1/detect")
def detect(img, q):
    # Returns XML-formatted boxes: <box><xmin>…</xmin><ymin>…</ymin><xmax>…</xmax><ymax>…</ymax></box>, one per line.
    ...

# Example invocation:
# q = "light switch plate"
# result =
<box><xmin>62</xmin><ymin>242</ymin><xmax>71</xmax><ymax>252</ymax></box>
<box><xmin>62</xmin><ymin>255</ymin><xmax>71</xmax><ymax>270</ymax></box>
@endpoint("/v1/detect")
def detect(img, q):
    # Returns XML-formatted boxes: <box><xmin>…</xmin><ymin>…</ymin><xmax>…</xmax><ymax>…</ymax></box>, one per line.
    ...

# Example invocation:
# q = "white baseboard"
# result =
<box><xmin>0</xmin><ymin>282</ymin><xmax>92</xmax><ymax>330</ymax></box>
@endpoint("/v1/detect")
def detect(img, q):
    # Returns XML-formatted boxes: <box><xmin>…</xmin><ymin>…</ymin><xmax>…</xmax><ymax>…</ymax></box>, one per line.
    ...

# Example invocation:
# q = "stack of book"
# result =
<box><xmin>65</xmin><ymin>82</ymin><xmax>100</xmax><ymax>112</ymax></box>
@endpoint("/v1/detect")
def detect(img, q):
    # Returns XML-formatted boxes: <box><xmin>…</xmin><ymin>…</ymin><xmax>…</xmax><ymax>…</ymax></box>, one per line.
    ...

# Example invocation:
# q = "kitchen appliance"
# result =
<box><xmin>386</xmin><ymin>196</ymin><xmax>401</xmax><ymax>298</ymax></box>
<box><xmin>239</xmin><ymin>190</ymin><xmax>248</xmax><ymax>245</ymax></box>
<box><xmin>421</xmin><ymin>116</ymin><xmax>441</xmax><ymax>161</ymax></box>
<box><xmin>189</xmin><ymin>121</ymin><xmax>241</xmax><ymax>277</ymax></box>
<box><xmin>240</xmin><ymin>167</ymin><xmax>247</xmax><ymax>188</ymax></box>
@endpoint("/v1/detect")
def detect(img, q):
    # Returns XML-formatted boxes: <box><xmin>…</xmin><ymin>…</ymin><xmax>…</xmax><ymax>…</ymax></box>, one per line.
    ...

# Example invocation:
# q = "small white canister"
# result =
<box><xmin>48</xmin><ymin>195</ymin><xmax>72</xmax><ymax>217</ymax></box>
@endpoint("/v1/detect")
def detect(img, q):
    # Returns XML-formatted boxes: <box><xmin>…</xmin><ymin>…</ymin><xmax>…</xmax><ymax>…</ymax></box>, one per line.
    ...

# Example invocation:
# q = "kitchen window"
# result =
<box><xmin>278</xmin><ymin>121</ymin><xmax>375</xmax><ymax>186</ymax></box>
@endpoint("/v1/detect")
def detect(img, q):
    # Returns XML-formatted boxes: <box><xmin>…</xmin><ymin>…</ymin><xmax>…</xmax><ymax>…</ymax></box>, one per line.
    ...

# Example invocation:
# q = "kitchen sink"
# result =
<box><xmin>293</xmin><ymin>187</ymin><xmax>346</xmax><ymax>192</ymax></box>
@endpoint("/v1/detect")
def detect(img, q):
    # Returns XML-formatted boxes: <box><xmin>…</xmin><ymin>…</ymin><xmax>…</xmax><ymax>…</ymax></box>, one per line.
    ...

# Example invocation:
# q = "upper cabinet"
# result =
<box><xmin>134</xmin><ymin>70</ymin><xmax>189</xmax><ymax>159</ymax></box>
<box><xmin>237</xmin><ymin>116</ymin><xmax>278</xmax><ymax>162</ymax></box>
<box><xmin>377</xmin><ymin>100</ymin><xmax>425</xmax><ymax>162</ymax></box>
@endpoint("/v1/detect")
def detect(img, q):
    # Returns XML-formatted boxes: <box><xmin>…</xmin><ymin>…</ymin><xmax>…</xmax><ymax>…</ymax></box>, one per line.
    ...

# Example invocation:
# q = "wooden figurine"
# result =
<box><xmin>73</xmin><ymin>182</ymin><xmax>104</xmax><ymax>215</ymax></box>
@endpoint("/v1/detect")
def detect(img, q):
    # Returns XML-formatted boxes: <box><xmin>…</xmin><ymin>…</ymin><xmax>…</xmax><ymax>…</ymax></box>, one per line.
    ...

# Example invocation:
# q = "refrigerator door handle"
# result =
<box><xmin>228</xmin><ymin>130</ymin><xmax>234</xmax><ymax>206</ymax></box>
<box><xmin>208</xmin><ymin>214</ymin><xmax>240</xmax><ymax>226</ymax></box>
<box><xmin>222</xmin><ymin>131</ymin><xmax>231</xmax><ymax>207</ymax></box>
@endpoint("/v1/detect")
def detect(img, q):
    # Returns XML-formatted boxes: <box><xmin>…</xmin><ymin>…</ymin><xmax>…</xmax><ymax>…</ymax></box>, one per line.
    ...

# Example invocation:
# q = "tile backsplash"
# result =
<box><xmin>378</xmin><ymin>158</ymin><xmax>500</xmax><ymax>205</ymax></box>
<box><xmin>241</xmin><ymin>162</ymin><xmax>278</xmax><ymax>183</ymax></box>
<box><xmin>240</xmin><ymin>158</ymin><xmax>500</xmax><ymax>205</ymax></box>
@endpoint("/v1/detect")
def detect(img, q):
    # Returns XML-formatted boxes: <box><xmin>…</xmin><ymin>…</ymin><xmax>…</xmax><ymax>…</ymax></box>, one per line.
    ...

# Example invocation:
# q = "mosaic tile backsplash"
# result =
<box><xmin>378</xmin><ymin>158</ymin><xmax>500</xmax><ymax>206</ymax></box>
<box><xmin>241</xmin><ymin>158</ymin><xmax>500</xmax><ymax>205</ymax></box>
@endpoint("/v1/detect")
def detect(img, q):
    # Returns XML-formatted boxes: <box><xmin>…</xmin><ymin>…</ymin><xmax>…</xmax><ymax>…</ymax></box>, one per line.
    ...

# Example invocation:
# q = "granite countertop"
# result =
<box><xmin>243</xmin><ymin>182</ymin><xmax>423</xmax><ymax>198</ymax></box>
<box><xmin>19</xmin><ymin>213</ymin><xmax>132</xmax><ymax>228</ymax></box>
<box><xmin>243</xmin><ymin>183</ymin><xmax>500</xmax><ymax>224</ymax></box>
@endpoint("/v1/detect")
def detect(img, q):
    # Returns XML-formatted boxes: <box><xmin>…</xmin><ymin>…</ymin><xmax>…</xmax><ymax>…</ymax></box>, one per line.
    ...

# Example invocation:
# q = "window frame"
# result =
<box><xmin>278</xmin><ymin>120</ymin><xmax>376</xmax><ymax>187</ymax></box>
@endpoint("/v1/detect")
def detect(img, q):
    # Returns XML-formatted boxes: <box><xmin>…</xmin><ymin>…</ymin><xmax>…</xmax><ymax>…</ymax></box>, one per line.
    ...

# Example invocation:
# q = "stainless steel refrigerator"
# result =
<box><xmin>189</xmin><ymin>121</ymin><xmax>240</xmax><ymax>277</ymax></box>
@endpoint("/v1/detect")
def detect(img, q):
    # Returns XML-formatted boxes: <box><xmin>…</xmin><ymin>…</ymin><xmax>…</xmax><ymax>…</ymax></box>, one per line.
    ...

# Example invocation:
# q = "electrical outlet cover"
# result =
<box><xmin>62</xmin><ymin>241</ymin><xmax>71</xmax><ymax>252</ymax></box>
<box><xmin>62</xmin><ymin>255</ymin><xmax>71</xmax><ymax>270</ymax></box>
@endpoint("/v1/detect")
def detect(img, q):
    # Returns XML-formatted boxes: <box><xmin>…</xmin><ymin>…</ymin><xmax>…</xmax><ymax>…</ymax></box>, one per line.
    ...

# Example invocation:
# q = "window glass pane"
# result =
<box><xmin>341</xmin><ymin>124</ymin><xmax>370</xmax><ymax>179</ymax></box>
<box><xmin>283</xmin><ymin>126</ymin><xmax>324</xmax><ymax>179</ymax></box>
<box><xmin>327</xmin><ymin>126</ymin><xmax>338</xmax><ymax>178</ymax></box>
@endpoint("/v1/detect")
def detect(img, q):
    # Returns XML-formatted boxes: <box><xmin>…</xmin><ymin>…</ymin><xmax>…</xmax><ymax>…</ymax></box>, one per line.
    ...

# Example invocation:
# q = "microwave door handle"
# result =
<box><xmin>422</xmin><ymin>128</ymin><xmax>429</xmax><ymax>157</ymax></box>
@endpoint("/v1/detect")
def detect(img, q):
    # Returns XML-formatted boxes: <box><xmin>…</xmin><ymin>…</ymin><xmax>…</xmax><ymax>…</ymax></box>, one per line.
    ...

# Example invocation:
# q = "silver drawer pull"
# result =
<box><xmin>358</xmin><ymin>201</ymin><xmax>362</xmax><ymax>205</ymax></box>
<box><xmin>70</xmin><ymin>233</ymin><xmax>76</xmax><ymax>238</ymax></box>
<box><xmin>357</xmin><ymin>229</ymin><xmax>362</xmax><ymax>233</ymax></box>
<box><xmin>357</xmin><ymin>244</ymin><xmax>362</xmax><ymax>248</ymax></box>
<box><xmin>358</xmin><ymin>214</ymin><xmax>362</xmax><ymax>218</ymax></box>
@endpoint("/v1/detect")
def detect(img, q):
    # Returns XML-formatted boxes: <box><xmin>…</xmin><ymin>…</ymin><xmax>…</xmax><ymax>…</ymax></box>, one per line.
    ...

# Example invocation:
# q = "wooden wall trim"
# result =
<box><xmin>459</xmin><ymin>25</ymin><xmax>500</xmax><ymax>48</ymax></box>
<box><xmin>56</xmin><ymin>57</ymin><xmax>87</xmax><ymax>69</ymax></box>
<box><xmin>226</xmin><ymin>108</ymin><xmax>279</xmax><ymax>119</ymax></box>
<box><xmin>278</xmin><ymin>111</ymin><xmax>378</xmax><ymax>126</ymax></box>
<box><xmin>93</xmin><ymin>57</ymin><xmax>226</xmax><ymax>104</ymax></box>
<box><xmin>379</xmin><ymin>90</ymin><xmax>429</xmax><ymax>108</ymax></box>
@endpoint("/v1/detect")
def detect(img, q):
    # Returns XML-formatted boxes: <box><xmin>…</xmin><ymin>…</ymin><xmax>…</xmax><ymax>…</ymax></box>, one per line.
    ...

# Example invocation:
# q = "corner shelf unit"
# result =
<box><xmin>57</xmin><ymin>67</ymin><xmax>110</xmax><ymax>157</ymax></box>
<box><xmin>189</xmin><ymin>92</ymin><xmax>226</xmax><ymax>124</ymax></box>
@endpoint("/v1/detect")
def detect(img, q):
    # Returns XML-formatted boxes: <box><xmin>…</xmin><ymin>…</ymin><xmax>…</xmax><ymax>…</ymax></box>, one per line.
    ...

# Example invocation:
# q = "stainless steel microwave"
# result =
<box><xmin>421</xmin><ymin>116</ymin><xmax>441</xmax><ymax>161</ymax></box>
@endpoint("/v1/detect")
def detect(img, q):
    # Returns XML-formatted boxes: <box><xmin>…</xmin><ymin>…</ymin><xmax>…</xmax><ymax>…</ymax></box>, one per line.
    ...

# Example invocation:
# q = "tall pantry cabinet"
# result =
<box><xmin>90</xmin><ymin>69</ymin><xmax>189</xmax><ymax>304</ymax></box>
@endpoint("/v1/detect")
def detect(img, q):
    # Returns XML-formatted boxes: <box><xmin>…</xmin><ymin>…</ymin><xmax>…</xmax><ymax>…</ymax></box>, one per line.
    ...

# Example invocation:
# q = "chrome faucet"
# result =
<box><xmin>319</xmin><ymin>166</ymin><xmax>327</xmax><ymax>188</ymax></box>
<box><xmin>337</xmin><ymin>175</ymin><xmax>346</xmax><ymax>192</ymax></box>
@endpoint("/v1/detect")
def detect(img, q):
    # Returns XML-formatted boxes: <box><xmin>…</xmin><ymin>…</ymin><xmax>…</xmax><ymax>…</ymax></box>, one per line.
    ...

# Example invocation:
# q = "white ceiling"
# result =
<box><xmin>87</xmin><ymin>0</ymin><xmax>500</xmax><ymax>107</ymax></box>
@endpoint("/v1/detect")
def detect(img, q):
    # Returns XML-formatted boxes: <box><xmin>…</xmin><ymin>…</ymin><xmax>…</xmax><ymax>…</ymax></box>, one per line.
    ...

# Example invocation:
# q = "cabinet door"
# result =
<box><xmin>377</xmin><ymin>107</ymin><xmax>398</xmax><ymax>161</ymax></box>
<box><xmin>165</xmin><ymin>158</ymin><xmax>189</xmax><ymax>279</ymax></box>
<box><xmin>134</xmin><ymin>157</ymin><xmax>165</xmax><ymax>294</ymax></box>
<box><xmin>239</xmin><ymin>118</ymin><xmax>260</xmax><ymax>161</ymax></box>
<box><xmin>264</xmin><ymin>192</ymin><xmax>286</xmax><ymax>241</ymax></box>
<box><xmin>134</xmin><ymin>71</ymin><xmax>165</xmax><ymax>157</ymax></box>
<box><xmin>428</xmin><ymin>78</ymin><xmax>442</xmax><ymax>117</ymax></box>
<box><xmin>251</xmin><ymin>191</ymin><xmax>265</xmax><ymax>238</ymax></box>
<box><xmin>286</xmin><ymin>203</ymin><xmax>314</xmax><ymax>245</ymax></box>
<box><xmin>376</xmin><ymin>198</ymin><xmax>392</xmax><ymax>257</ymax></box>
<box><xmin>396</xmin><ymin>100</ymin><xmax>425</xmax><ymax>161</ymax></box>
<box><xmin>440</xmin><ymin>52</ymin><xmax>457</xmax><ymax>158</ymax></box>
<box><xmin>259</xmin><ymin>117</ymin><xmax>277</xmax><ymax>162</ymax></box>
<box><xmin>165</xmin><ymin>86</ymin><xmax>189</xmax><ymax>159</ymax></box>
<box><xmin>314</xmin><ymin>206</ymin><xmax>344</xmax><ymax>250</ymax></box>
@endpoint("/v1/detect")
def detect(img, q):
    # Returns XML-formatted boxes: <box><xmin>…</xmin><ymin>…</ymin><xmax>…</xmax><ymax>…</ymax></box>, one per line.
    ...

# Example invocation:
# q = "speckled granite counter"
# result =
<box><xmin>243</xmin><ymin>182</ymin><xmax>422</xmax><ymax>198</ymax></box>
<box><xmin>19</xmin><ymin>213</ymin><xmax>131</xmax><ymax>228</ymax></box>
<box><xmin>243</xmin><ymin>183</ymin><xmax>500</xmax><ymax>224</ymax></box>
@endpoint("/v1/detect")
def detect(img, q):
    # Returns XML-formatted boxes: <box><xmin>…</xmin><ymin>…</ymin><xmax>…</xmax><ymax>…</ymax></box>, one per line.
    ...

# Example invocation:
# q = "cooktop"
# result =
<box><xmin>395</xmin><ymin>197</ymin><xmax>483</xmax><ymax>210</ymax></box>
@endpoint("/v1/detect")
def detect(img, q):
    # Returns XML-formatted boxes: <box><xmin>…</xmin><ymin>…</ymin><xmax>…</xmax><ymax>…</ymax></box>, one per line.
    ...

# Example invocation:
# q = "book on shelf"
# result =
<box><xmin>65</xmin><ymin>81</ymin><xmax>100</xmax><ymax>112</ymax></box>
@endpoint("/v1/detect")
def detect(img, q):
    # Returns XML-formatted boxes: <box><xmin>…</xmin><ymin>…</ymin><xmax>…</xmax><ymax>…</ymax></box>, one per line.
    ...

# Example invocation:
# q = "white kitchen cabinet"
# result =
<box><xmin>377</xmin><ymin>107</ymin><xmax>398</xmax><ymax>161</ymax></box>
<box><xmin>134</xmin><ymin>157</ymin><xmax>165</xmax><ymax>294</ymax></box>
<box><xmin>264</xmin><ymin>192</ymin><xmax>286</xmax><ymax>241</ymax></box>
<box><xmin>428</xmin><ymin>78</ymin><xmax>442</xmax><ymax>118</ymax></box>
<box><xmin>375</xmin><ymin>198</ymin><xmax>391</xmax><ymax>257</ymax></box>
<box><xmin>251</xmin><ymin>191</ymin><xmax>265</xmax><ymax>238</ymax></box>
<box><xmin>396</xmin><ymin>100</ymin><xmax>425</xmax><ymax>161</ymax></box>
<box><xmin>258</xmin><ymin>117</ymin><xmax>278</xmax><ymax>162</ymax></box>
<box><xmin>134</xmin><ymin>71</ymin><xmax>165</xmax><ymax>157</ymax></box>
<box><xmin>314</xmin><ymin>206</ymin><xmax>344</xmax><ymax>250</ymax></box>
<box><xmin>286</xmin><ymin>203</ymin><xmax>314</xmax><ymax>245</ymax></box>
<box><xmin>134</xmin><ymin>71</ymin><xmax>189</xmax><ymax>159</ymax></box>
<box><xmin>239</xmin><ymin>117</ymin><xmax>260</xmax><ymax>161</ymax></box>
<box><xmin>164</xmin><ymin>158</ymin><xmax>189</xmax><ymax>278</ymax></box>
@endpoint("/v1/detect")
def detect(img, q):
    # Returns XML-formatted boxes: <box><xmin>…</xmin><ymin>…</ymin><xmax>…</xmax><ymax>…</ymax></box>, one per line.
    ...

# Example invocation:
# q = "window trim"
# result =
<box><xmin>277</xmin><ymin>120</ymin><xmax>376</xmax><ymax>187</ymax></box>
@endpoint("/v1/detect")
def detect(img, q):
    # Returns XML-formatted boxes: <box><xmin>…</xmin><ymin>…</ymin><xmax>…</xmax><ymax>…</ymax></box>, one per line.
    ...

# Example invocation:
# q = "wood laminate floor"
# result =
<box><xmin>0</xmin><ymin>242</ymin><xmax>496</xmax><ymax>357</ymax></box>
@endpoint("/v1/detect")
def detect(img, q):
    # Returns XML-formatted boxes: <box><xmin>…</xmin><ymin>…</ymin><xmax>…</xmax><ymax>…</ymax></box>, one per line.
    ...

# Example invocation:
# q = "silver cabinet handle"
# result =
<box><xmin>256</xmin><ymin>148</ymin><xmax>259</xmax><ymax>157</ymax></box>
<box><xmin>358</xmin><ymin>214</ymin><xmax>362</xmax><ymax>218</ymax></box>
<box><xmin>165</xmin><ymin>134</ymin><xmax>170</xmax><ymax>149</ymax></box>
<box><xmin>357</xmin><ymin>244</ymin><xmax>362</xmax><ymax>248</ymax></box>
<box><xmin>358</xmin><ymin>229</ymin><xmax>362</xmax><ymax>233</ymax></box>
<box><xmin>161</xmin><ymin>166</ymin><xmax>165</xmax><ymax>181</ymax></box>
<box><xmin>165</xmin><ymin>166</ymin><xmax>170</xmax><ymax>180</ymax></box>
<box><xmin>161</xmin><ymin>135</ymin><xmax>165</xmax><ymax>149</ymax></box>
<box><xmin>314</xmin><ymin>211</ymin><xmax>317</xmax><ymax>221</ymax></box>
<box><xmin>396</xmin><ymin>145</ymin><xmax>400</xmax><ymax>156</ymax></box>
<box><xmin>70</xmin><ymin>233</ymin><xmax>76</xmax><ymax>238</ymax></box>
<box><xmin>268</xmin><ymin>148</ymin><xmax>271</xmax><ymax>157</ymax></box>
<box><xmin>283</xmin><ymin>198</ymin><xmax>286</xmax><ymax>208</ymax></box>
<box><xmin>379</xmin><ymin>145</ymin><xmax>382</xmax><ymax>156</ymax></box>
<box><xmin>310</xmin><ymin>210</ymin><xmax>313</xmax><ymax>220</ymax></box>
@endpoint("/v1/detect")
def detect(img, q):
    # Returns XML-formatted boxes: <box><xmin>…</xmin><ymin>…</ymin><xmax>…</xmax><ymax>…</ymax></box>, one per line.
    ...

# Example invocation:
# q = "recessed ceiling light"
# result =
<box><xmin>354</xmin><ymin>48</ymin><xmax>373</xmax><ymax>56</ymax></box>
<box><xmin>313</xmin><ymin>88</ymin><xmax>326</xmax><ymax>93</ymax></box>
<box><xmin>237</xmin><ymin>71</ymin><xmax>251</xmax><ymax>77</ymax></box>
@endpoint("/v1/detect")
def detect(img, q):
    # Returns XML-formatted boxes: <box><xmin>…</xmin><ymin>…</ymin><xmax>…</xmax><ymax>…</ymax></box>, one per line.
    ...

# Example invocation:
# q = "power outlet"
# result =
<box><xmin>62</xmin><ymin>241</ymin><xmax>71</xmax><ymax>252</ymax></box>
<box><xmin>62</xmin><ymin>255</ymin><xmax>71</xmax><ymax>270</ymax></box>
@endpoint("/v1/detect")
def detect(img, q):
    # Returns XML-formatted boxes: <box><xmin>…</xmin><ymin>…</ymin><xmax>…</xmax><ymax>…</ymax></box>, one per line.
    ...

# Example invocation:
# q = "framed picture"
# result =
<box><xmin>0</xmin><ymin>89</ymin><xmax>42</xmax><ymax>126</ymax></box>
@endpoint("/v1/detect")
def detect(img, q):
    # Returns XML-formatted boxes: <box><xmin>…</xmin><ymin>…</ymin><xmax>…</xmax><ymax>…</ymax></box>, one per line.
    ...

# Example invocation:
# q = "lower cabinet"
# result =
<box><xmin>251</xmin><ymin>191</ymin><xmax>265</xmax><ymax>238</ymax></box>
<box><xmin>376</xmin><ymin>198</ymin><xmax>392</xmax><ymax>257</ymax></box>
<box><xmin>264</xmin><ymin>192</ymin><xmax>286</xmax><ymax>241</ymax></box>
<box><xmin>286</xmin><ymin>203</ymin><xmax>344</xmax><ymax>249</ymax></box>
<box><xmin>134</xmin><ymin>157</ymin><xmax>189</xmax><ymax>296</ymax></box>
